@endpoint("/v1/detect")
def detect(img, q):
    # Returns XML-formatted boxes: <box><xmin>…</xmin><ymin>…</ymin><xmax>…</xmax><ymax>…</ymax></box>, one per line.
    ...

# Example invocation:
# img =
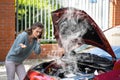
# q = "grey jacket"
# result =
<box><xmin>6</xmin><ymin>31</ymin><xmax>41</xmax><ymax>63</ymax></box>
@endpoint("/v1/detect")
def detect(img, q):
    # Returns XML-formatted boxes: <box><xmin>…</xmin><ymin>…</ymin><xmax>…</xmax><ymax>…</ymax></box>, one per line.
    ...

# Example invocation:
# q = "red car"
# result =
<box><xmin>24</xmin><ymin>7</ymin><xmax>120</xmax><ymax>80</ymax></box>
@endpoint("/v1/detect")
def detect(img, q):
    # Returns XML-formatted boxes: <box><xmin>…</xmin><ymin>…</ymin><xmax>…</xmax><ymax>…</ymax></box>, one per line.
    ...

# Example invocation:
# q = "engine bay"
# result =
<box><xmin>32</xmin><ymin>52</ymin><xmax>113</xmax><ymax>80</ymax></box>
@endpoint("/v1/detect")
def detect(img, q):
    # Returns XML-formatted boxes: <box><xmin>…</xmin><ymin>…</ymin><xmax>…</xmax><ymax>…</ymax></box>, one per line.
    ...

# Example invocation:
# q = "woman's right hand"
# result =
<box><xmin>19</xmin><ymin>43</ymin><xmax>27</xmax><ymax>48</ymax></box>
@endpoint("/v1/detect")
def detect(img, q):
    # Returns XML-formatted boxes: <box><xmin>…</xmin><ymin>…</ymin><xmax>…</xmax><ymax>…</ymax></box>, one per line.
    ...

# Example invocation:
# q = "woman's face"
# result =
<box><xmin>32</xmin><ymin>27</ymin><xmax>43</xmax><ymax>38</ymax></box>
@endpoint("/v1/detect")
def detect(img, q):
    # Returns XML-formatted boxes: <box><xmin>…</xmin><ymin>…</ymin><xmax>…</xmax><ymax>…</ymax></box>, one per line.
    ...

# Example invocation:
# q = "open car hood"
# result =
<box><xmin>51</xmin><ymin>7</ymin><xmax>116</xmax><ymax>60</ymax></box>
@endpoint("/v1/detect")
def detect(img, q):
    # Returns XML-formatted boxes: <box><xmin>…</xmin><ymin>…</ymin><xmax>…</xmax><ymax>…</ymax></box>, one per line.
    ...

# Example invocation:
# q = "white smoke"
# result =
<box><xmin>58</xmin><ymin>8</ymin><xmax>89</xmax><ymax>52</ymax></box>
<box><xmin>48</xmin><ymin>8</ymin><xmax>91</xmax><ymax>77</ymax></box>
<box><xmin>54</xmin><ymin>8</ymin><xmax>91</xmax><ymax>75</ymax></box>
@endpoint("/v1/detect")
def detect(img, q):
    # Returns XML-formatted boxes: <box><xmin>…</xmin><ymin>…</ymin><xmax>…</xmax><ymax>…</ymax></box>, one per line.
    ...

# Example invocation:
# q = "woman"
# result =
<box><xmin>5</xmin><ymin>22</ymin><xmax>44</xmax><ymax>80</ymax></box>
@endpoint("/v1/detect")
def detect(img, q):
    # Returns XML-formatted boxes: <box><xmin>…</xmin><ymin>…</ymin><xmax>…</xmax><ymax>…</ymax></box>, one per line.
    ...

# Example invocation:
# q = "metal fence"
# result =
<box><xmin>16</xmin><ymin>0</ymin><xmax>110</xmax><ymax>42</ymax></box>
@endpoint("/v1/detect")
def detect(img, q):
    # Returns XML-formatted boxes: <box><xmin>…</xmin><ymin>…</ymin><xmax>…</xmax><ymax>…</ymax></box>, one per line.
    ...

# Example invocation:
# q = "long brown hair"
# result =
<box><xmin>25</xmin><ymin>22</ymin><xmax>44</xmax><ymax>39</ymax></box>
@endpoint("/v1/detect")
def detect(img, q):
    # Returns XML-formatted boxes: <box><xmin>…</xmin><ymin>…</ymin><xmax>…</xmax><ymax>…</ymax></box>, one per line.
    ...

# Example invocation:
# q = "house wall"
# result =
<box><xmin>0</xmin><ymin>0</ymin><xmax>120</xmax><ymax>61</ymax></box>
<box><xmin>109</xmin><ymin>0</ymin><xmax>120</xmax><ymax>27</ymax></box>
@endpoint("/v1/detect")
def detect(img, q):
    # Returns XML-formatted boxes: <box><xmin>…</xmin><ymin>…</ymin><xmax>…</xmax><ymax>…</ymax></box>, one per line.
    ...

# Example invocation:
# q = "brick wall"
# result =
<box><xmin>110</xmin><ymin>0</ymin><xmax>120</xmax><ymax>27</ymax></box>
<box><xmin>29</xmin><ymin>44</ymin><xmax>64</xmax><ymax>59</ymax></box>
<box><xmin>0</xmin><ymin>0</ymin><xmax>15</xmax><ymax>61</ymax></box>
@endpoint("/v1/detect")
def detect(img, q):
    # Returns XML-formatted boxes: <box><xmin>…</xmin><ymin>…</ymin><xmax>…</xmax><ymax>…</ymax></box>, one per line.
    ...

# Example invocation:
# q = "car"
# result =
<box><xmin>24</xmin><ymin>7</ymin><xmax>120</xmax><ymax>80</ymax></box>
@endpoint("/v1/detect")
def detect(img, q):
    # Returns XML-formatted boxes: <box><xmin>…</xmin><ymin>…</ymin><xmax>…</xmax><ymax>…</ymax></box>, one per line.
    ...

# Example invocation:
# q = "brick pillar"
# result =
<box><xmin>0</xmin><ymin>0</ymin><xmax>15</xmax><ymax>61</ymax></box>
<box><xmin>110</xmin><ymin>0</ymin><xmax>120</xmax><ymax>27</ymax></box>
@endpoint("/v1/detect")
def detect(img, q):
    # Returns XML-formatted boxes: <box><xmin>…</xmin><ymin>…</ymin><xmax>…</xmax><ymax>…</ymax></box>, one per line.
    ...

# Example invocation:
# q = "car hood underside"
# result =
<box><xmin>51</xmin><ymin>7</ymin><xmax>116</xmax><ymax>60</ymax></box>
